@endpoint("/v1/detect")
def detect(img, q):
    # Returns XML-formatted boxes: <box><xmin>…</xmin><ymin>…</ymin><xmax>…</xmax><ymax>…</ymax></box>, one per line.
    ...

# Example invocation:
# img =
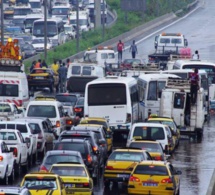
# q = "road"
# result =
<box><xmin>11</xmin><ymin>0</ymin><xmax>215</xmax><ymax>194</ymax></box>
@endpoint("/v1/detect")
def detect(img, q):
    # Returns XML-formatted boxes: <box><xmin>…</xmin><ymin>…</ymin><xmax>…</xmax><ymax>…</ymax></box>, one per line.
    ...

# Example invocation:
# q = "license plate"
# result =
<box><xmin>143</xmin><ymin>182</ymin><xmax>158</xmax><ymax>186</ymax></box>
<box><xmin>64</xmin><ymin>183</ymin><xmax>75</xmax><ymax>187</ymax></box>
<box><xmin>66</xmin><ymin>189</ymin><xmax>74</xmax><ymax>194</ymax></box>
<box><xmin>35</xmin><ymin>76</ymin><xmax>43</xmax><ymax>79</ymax></box>
<box><xmin>117</xmin><ymin>174</ymin><xmax>130</xmax><ymax>178</ymax></box>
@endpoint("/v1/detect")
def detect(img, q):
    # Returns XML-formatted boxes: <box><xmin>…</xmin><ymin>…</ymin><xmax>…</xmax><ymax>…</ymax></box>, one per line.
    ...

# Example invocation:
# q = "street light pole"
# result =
<box><xmin>1</xmin><ymin>0</ymin><xmax>4</xmax><ymax>44</ymax></box>
<box><xmin>102</xmin><ymin>0</ymin><xmax>105</xmax><ymax>40</ymax></box>
<box><xmin>44</xmin><ymin>0</ymin><xmax>47</xmax><ymax>59</ymax></box>
<box><xmin>76</xmin><ymin>0</ymin><xmax>79</xmax><ymax>53</ymax></box>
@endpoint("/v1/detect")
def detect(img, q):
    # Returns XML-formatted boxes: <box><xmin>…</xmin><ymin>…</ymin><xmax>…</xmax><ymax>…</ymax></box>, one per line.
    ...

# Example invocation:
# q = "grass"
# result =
<box><xmin>24</xmin><ymin>0</ymin><xmax>195</xmax><ymax>71</ymax></box>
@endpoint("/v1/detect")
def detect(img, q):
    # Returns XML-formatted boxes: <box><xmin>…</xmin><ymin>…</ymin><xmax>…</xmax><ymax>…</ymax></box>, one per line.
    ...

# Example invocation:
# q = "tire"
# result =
<box><xmin>22</xmin><ymin>156</ymin><xmax>29</xmax><ymax>173</ymax></box>
<box><xmin>3</xmin><ymin>167</ymin><xmax>9</xmax><ymax>185</ymax></box>
<box><xmin>15</xmin><ymin>158</ymin><xmax>22</xmax><ymax>176</ymax></box>
<box><xmin>9</xmin><ymin>164</ymin><xmax>15</xmax><ymax>184</ymax></box>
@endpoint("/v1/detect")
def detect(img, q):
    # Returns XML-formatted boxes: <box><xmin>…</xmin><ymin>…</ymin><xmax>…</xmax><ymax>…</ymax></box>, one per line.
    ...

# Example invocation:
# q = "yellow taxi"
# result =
<box><xmin>147</xmin><ymin>115</ymin><xmax>180</xmax><ymax>147</ymax></box>
<box><xmin>20</xmin><ymin>172</ymin><xmax>67</xmax><ymax>195</ymax></box>
<box><xmin>128</xmin><ymin>140</ymin><xmax>167</xmax><ymax>161</ymax></box>
<box><xmin>104</xmin><ymin>148</ymin><xmax>152</xmax><ymax>188</ymax></box>
<box><xmin>128</xmin><ymin>161</ymin><xmax>181</xmax><ymax>195</ymax></box>
<box><xmin>80</xmin><ymin>117</ymin><xmax>113</xmax><ymax>154</ymax></box>
<box><xmin>50</xmin><ymin>163</ymin><xmax>93</xmax><ymax>195</ymax></box>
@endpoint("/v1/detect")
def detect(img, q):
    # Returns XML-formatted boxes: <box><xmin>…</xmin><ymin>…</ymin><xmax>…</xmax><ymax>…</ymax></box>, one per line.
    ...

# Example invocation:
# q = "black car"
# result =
<box><xmin>20</xmin><ymin>44</ymin><xmax>36</xmax><ymax>59</ymax></box>
<box><xmin>73</xmin><ymin>97</ymin><xmax>84</xmax><ymax>117</ymax></box>
<box><xmin>59</xmin><ymin>129</ymin><xmax>104</xmax><ymax>167</ymax></box>
<box><xmin>53</xmin><ymin>139</ymin><xmax>100</xmax><ymax>182</ymax></box>
<box><xmin>39</xmin><ymin>150</ymin><xmax>84</xmax><ymax>171</ymax></box>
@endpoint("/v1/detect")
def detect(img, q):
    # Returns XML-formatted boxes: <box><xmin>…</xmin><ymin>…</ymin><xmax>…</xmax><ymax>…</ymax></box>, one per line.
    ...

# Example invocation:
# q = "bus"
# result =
<box><xmin>84</xmin><ymin>76</ymin><xmax>138</xmax><ymax>140</ymax></box>
<box><xmin>138</xmin><ymin>73</ymin><xmax>180</xmax><ymax>121</ymax></box>
<box><xmin>32</xmin><ymin>18</ymin><xmax>66</xmax><ymax>46</ymax></box>
<box><xmin>24</xmin><ymin>14</ymin><xmax>43</xmax><ymax>33</ymax></box>
<box><xmin>13</xmin><ymin>3</ymin><xmax>32</xmax><ymax>16</ymax></box>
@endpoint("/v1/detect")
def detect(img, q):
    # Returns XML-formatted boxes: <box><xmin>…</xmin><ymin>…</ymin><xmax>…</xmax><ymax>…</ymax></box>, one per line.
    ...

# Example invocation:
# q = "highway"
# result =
<box><xmin>10</xmin><ymin>0</ymin><xmax>215</xmax><ymax>194</ymax></box>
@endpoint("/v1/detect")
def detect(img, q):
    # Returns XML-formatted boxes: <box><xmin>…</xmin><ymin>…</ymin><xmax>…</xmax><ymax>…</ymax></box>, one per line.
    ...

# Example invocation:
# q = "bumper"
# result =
<box><xmin>28</xmin><ymin>79</ymin><xmax>52</xmax><ymax>87</ymax></box>
<box><xmin>128</xmin><ymin>188</ymin><xmax>174</xmax><ymax>195</ymax></box>
<box><xmin>104</xmin><ymin>172</ymin><xmax>130</xmax><ymax>182</ymax></box>
<box><xmin>66</xmin><ymin>188</ymin><xmax>92</xmax><ymax>195</ymax></box>
<box><xmin>110</xmin><ymin>124</ymin><xmax>131</xmax><ymax>131</ymax></box>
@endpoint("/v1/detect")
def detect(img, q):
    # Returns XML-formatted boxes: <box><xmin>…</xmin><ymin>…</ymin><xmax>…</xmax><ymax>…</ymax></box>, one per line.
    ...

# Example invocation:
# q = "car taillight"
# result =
<box><xmin>93</xmin><ymin>146</ymin><xmax>98</xmax><ymax>152</ymax></box>
<box><xmin>74</xmin><ymin>107</ymin><xmax>82</xmax><ymax>113</ymax></box>
<box><xmin>105</xmin><ymin>166</ymin><xmax>114</xmax><ymax>170</ymax></box>
<box><xmin>40</xmin><ymin>165</ymin><xmax>48</xmax><ymax>172</ymax></box>
<box><xmin>87</xmin><ymin>154</ymin><xmax>92</xmax><ymax>163</ymax></box>
<box><xmin>13</xmin><ymin>148</ymin><xmax>18</xmax><ymax>157</ymax></box>
<box><xmin>129</xmin><ymin>175</ymin><xmax>140</xmax><ymax>182</ymax></box>
<box><xmin>154</xmin><ymin>156</ymin><xmax>162</xmax><ymax>161</ymax></box>
<box><xmin>66</xmin><ymin>119</ymin><xmax>73</xmax><ymax>125</ymax></box>
<box><xmin>56</xmin><ymin>121</ymin><xmax>61</xmax><ymax>127</ymax></box>
<box><xmin>126</xmin><ymin>113</ymin><xmax>131</xmax><ymax>123</ymax></box>
<box><xmin>161</xmin><ymin>177</ymin><xmax>173</xmax><ymax>183</ymax></box>
<box><xmin>0</xmin><ymin>156</ymin><xmax>3</xmax><ymax>161</ymax></box>
<box><xmin>83</xmin><ymin>183</ymin><xmax>89</xmax><ymax>188</ymax></box>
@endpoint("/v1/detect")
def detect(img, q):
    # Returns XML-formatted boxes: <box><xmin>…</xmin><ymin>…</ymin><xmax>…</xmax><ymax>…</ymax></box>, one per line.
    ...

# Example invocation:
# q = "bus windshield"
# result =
<box><xmin>88</xmin><ymin>83</ymin><xmax>126</xmax><ymax>105</ymax></box>
<box><xmin>29</xmin><ymin>2</ymin><xmax>41</xmax><ymax>8</ymax></box>
<box><xmin>33</xmin><ymin>21</ymin><xmax>58</xmax><ymax>36</ymax></box>
<box><xmin>52</xmin><ymin>8</ymin><xmax>69</xmax><ymax>15</ymax></box>
<box><xmin>25</xmin><ymin>18</ymin><xmax>39</xmax><ymax>28</ymax></box>
<box><xmin>14</xmin><ymin>8</ymin><xmax>32</xmax><ymax>15</ymax></box>
<box><xmin>183</xmin><ymin>64</ymin><xmax>215</xmax><ymax>84</ymax></box>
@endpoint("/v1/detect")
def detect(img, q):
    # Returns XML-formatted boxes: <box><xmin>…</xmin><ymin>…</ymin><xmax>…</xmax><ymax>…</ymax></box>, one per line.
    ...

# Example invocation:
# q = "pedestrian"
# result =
<box><xmin>189</xmin><ymin>68</ymin><xmax>199</xmax><ymax>105</ymax></box>
<box><xmin>129</xmin><ymin>40</ymin><xmax>138</xmax><ymax>59</ymax></box>
<box><xmin>34</xmin><ymin>59</ymin><xmax>42</xmax><ymax>69</ymax></box>
<box><xmin>41</xmin><ymin>59</ymin><xmax>48</xmax><ymax>68</ymax></box>
<box><xmin>192</xmin><ymin>50</ymin><xmax>200</xmax><ymax>60</ymax></box>
<box><xmin>30</xmin><ymin>61</ymin><xmax>36</xmax><ymax>72</ymax></box>
<box><xmin>66</xmin><ymin>58</ymin><xmax>71</xmax><ymax>68</ymax></box>
<box><xmin>58</xmin><ymin>62</ymin><xmax>67</xmax><ymax>92</ymax></box>
<box><xmin>51</xmin><ymin>59</ymin><xmax>59</xmax><ymax>75</ymax></box>
<box><xmin>58</xmin><ymin>59</ymin><xmax>63</xmax><ymax>67</ymax></box>
<box><xmin>117</xmin><ymin>40</ymin><xmax>124</xmax><ymax>63</ymax></box>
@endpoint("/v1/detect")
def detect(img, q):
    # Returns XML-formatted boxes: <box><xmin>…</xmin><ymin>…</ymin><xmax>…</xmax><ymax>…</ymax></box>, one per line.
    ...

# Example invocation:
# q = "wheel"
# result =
<box><xmin>3</xmin><ymin>167</ymin><xmax>9</xmax><ymax>185</ymax></box>
<box><xmin>15</xmin><ymin>159</ymin><xmax>22</xmax><ymax>176</ymax></box>
<box><xmin>22</xmin><ymin>157</ymin><xmax>29</xmax><ymax>173</ymax></box>
<box><xmin>9</xmin><ymin>164</ymin><xmax>15</xmax><ymax>184</ymax></box>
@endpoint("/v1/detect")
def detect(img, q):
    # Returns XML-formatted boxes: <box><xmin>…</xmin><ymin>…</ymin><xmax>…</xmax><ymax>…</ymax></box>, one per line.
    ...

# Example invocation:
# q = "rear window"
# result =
<box><xmin>0</xmin><ymin>132</ymin><xmax>17</xmax><ymax>140</ymax></box>
<box><xmin>81</xmin><ymin>120</ymin><xmax>107</xmax><ymax>129</ymax></box>
<box><xmin>72</xmin><ymin>66</ymin><xmax>81</xmax><ymax>75</ymax></box>
<box><xmin>0</xmin><ymin>124</ymin><xmax>27</xmax><ymax>133</ymax></box>
<box><xmin>54</xmin><ymin>142</ymin><xmax>86</xmax><ymax>156</ymax></box>
<box><xmin>109</xmin><ymin>151</ymin><xmax>144</xmax><ymax>161</ymax></box>
<box><xmin>76</xmin><ymin>98</ymin><xmax>84</xmax><ymax>106</ymax></box>
<box><xmin>0</xmin><ymin>104</ymin><xmax>12</xmax><ymax>112</ymax></box>
<box><xmin>29</xmin><ymin>123</ymin><xmax>41</xmax><ymax>134</ymax></box>
<box><xmin>133</xmin><ymin>127</ymin><xmax>165</xmax><ymax>140</ymax></box>
<box><xmin>27</xmin><ymin>105</ymin><xmax>57</xmax><ymax>118</ymax></box>
<box><xmin>83</xmin><ymin>66</ymin><xmax>92</xmax><ymax>76</ymax></box>
<box><xmin>55</xmin><ymin>95</ymin><xmax>77</xmax><ymax>106</ymax></box>
<box><xmin>134</xmin><ymin>165</ymin><xmax>168</xmax><ymax>176</ymax></box>
<box><xmin>51</xmin><ymin>166</ymin><xmax>87</xmax><ymax>177</ymax></box>
<box><xmin>45</xmin><ymin>154</ymin><xmax>81</xmax><ymax>165</ymax></box>
<box><xmin>129</xmin><ymin>142</ymin><xmax>163</xmax><ymax>153</ymax></box>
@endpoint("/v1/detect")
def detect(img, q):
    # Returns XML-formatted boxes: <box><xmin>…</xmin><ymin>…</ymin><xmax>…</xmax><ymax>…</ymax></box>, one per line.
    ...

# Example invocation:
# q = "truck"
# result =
<box><xmin>148</xmin><ymin>33</ymin><xmax>189</xmax><ymax>69</ymax></box>
<box><xmin>160</xmin><ymin>78</ymin><xmax>205</xmax><ymax>140</ymax></box>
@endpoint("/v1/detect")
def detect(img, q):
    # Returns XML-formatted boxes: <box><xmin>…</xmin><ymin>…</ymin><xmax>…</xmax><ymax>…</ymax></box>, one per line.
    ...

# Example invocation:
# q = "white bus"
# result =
<box><xmin>84</xmin><ymin>76</ymin><xmax>138</xmax><ymax>133</ymax></box>
<box><xmin>32</xmin><ymin>18</ymin><xmax>66</xmax><ymax>46</ymax></box>
<box><xmin>138</xmin><ymin>73</ymin><xmax>180</xmax><ymax>121</ymax></box>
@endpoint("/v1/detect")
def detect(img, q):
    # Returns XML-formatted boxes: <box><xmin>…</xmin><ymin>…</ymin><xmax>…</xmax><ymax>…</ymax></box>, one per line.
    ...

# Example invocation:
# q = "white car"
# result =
<box><xmin>32</xmin><ymin>38</ymin><xmax>53</xmax><ymax>53</ymax></box>
<box><xmin>0</xmin><ymin>140</ymin><xmax>15</xmax><ymax>184</ymax></box>
<box><xmin>0</xmin><ymin>187</ymin><xmax>30</xmax><ymax>195</ymax></box>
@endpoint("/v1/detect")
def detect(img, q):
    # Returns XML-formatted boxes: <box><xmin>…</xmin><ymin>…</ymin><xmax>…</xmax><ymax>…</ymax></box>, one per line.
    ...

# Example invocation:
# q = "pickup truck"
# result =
<box><xmin>0</xmin><ymin>129</ymin><xmax>29</xmax><ymax>176</ymax></box>
<box><xmin>0</xmin><ymin>102</ymin><xmax>25</xmax><ymax>121</ymax></box>
<box><xmin>0</xmin><ymin>121</ymin><xmax>38</xmax><ymax>165</ymax></box>
<box><xmin>0</xmin><ymin>140</ymin><xmax>15</xmax><ymax>184</ymax></box>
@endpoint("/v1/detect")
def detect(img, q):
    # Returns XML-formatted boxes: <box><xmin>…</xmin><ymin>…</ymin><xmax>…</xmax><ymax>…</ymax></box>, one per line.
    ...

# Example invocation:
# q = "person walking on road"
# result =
<box><xmin>129</xmin><ymin>40</ymin><xmax>138</xmax><ymax>59</ymax></box>
<box><xmin>189</xmin><ymin>68</ymin><xmax>199</xmax><ymax>105</ymax></box>
<box><xmin>58</xmin><ymin>62</ymin><xmax>67</xmax><ymax>93</ymax></box>
<box><xmin>51</xmin><ymin>60</ymin><xmax>59</xmax><ymax>75</ymax></box>
<box><xmin>117</xmin><ymin>40</ymin><xmax>124</xmax><ymax>63</ymax></box>
<box><xmin>192</xmin><ymin>50</ymin><xmax>200</xmax><ymax>60</ymax></box>
<box><xmin>41</xmin><ymin>60</ymin><xmax>48</xmax><ymax>68</ymax></box>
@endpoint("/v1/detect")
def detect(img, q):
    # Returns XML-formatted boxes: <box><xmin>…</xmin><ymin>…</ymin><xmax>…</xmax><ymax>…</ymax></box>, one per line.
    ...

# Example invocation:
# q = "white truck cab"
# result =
<box><xmin>160</xmin><ymin>78</ymin><xmax>205</xmax><ymax>139</ymax></box>
<box><xmin>64</xmin><ymin>24</ymin><xmax>76</xmax><ymax>39</ymax></box>
<box><xmin>29</xmin><ymin>0</ymin><xmax>42</xmax><ymax>13</ymax></box>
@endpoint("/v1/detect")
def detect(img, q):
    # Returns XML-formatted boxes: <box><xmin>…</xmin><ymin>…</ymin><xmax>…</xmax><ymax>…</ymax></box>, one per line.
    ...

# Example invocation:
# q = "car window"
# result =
<box><xmin>45</xmin><ymin>154</ymin><xmax>81</xmax><ymax>165</ymax></box>
<box><xmin>133</xmin><ymin>127</ymin><xmax>165</xmax><ymax>140</ymax></box>
<box><xmin>109</xmin><ymin>151</ymin><xmax>144</xmax><ymax>161</ymax></box>
<box><xmin>29</xmin><ymin>123</ymin><xmax>41</xmax><ymax>134</ymax></box>
<box><xmin>76</xmin><ymin>98</ymin><xmax>84</xmax><ymax>106</ymax></box>
<box><xmin>27</xmin><ymin>105</ymin><xmax>57</xmax><ymax>118</ymax></box>
<box><xmin>134</xmin><ymin>165</ymin><xmax>168</xmax><ymax>175</ymax></box>
<box><xmin>0</xmin><ymin>132</ymin><xmax>17</xmax><ymax>140</ymax></box>
<box><xmin>129</xmin><ymin>142</ymin><xmax>163</xmax><ymax>153</ymax></box>
<box><xmin>55</xmin><ymin>95</ymin><xmax>77</xmax><ymax>106</ymax></box>
<box><xmin>51</xmin><ymin>166</ymin><xmax>87</xmax><ymax>177</ymax></box>
<box><xmin>23</xmin><ymin>178</ymin><xmax>57</xmax><ymax>190</ymax></box>
<box><xmin>58</xmin><ymin>106</ymin><xmax>64</xmax><ymax>118</ymax></box>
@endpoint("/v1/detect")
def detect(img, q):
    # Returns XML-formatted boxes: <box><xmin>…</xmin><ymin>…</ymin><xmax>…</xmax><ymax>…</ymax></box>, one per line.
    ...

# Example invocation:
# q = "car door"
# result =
<box><xmin>17</xmin><ymin>131</ymin><xmax>28</xmax><ymax>162</ymax></box>
<box><xmin>168</xmin><ymin>164</ymin><xmax>178</xmax><ymax>191</ymax></box>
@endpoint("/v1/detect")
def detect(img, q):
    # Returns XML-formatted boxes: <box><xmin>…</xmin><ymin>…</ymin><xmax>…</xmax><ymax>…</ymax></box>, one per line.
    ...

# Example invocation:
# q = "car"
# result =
<box><xmin>14</xmin><ymin>34</ymin><xmax>33</xmax><ymax>44</ymax></box>
<box><xmin>73</xmin><ymin>97</ymin><xmax>85</xmax><ymax>117</ymax></box>
<box><xmin>147</xmin><ymin>115</ymin><xmax>180</xmax><ymax>147</ymax></box>
<box><xmin>32</xmin><ymin>38</ymin><xmax>52</xmax><ymax>53</ymax></box>
<box><xmin>39</xmin><ymin>150</ymin><xmax>84</xmax><ymax>172</ymax></box>
<box><xmin>165</xmin><ymin>125</ymin><xmax>176</xmax><ymax>154</ymax></box>
<box><xmin>0</xmin><ymin>186</ymin><xmax>31</xmax><ymax>195</ymax></box>
<box><xmin>20</xmin><ymin>172</ymin><xmax>67</xmax><ymax>194</ymax></box>
<box><xmin>128</xmin><ymin>140</ymin><xmax>166</xmax><ymax>161</ymax></box>
<box><xmin>50</xmin><ymin>163</ymin><xmax>94</xmax><ymax>195</ymax></box>
<box><xmin>55</xmin><ymin>93</ymin><xmax>79</xmax><ymax>107</ymax></box>
<box><xmin>120</xmin><ymin>58</ymin><xmax>144</xmax><ymax>69</ymax></box>
<box><xmin>4</xmin><ymin>7</ymin><xmax>14</xmax><ymax>20</ymax></box>
<box><xmin>104</xmin><ymin>148</ymin><xmax>152</xmax><ymax>188</ymax></box>
<box><xmin>80</xmin><ymin>117</ymin><xmax>113</xmax><ymax>154</ymax></box>
<box><xmin>127</xmin><ymin>161</ymin><xmax>181</xmax><ymax>195</ymax></box>
<box><xmin>20</xmin><ymin>44</ymin><xmax>36</xmax><ymax>58</ymax></box>
<box><xmin>0</xmin><ymin>140</ymin><xmax>15</xmax><ymax>184</ymax></box>
<box><xmin>27</xmin><ymin>68</ymin><xmax>59</xmax><ymax>92</ymax></box>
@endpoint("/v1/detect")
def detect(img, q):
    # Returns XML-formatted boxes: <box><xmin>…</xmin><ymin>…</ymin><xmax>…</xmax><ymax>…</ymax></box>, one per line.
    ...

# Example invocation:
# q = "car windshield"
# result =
<box><xmin>129</xmin><ymin>142</ymin><xmax>163</xmax><ymax>153</ymax></box>
<box><xmin>45</xmin><ymin>154</ymin><xmax>81</xmax><ymax>165</ymax></box>
<box><xmin>109</xmin><ymin>151</ymin><xmax>144</xmax><ymax>161</ymax></box>
<box><xmin>148</xmin><ymin>120</ymin><xmax>176</xmax><ymax>131</ymax></box>
<box><xmin>23</xmin><ymin>178</ymin><xmax>57</xmax><ymax>190</ymax></box>
<box><xmin>55</xmin><ymin>95</ymin><xmax>77</xmax><ymax>106</ymax></box>
<box><xmin>51</xmin><ymin>166</ymin><xmax>87</xmax><ymax>177</ymax></box>
<box><xmin>0</xmin><ymin>104</ymin><xmax>12</xmax><ymax>112</ymax></box>
<box><xmin>27</xmin><ymin>105</ymin><xmax>57</xmax><ymax>118</ymax></box>
<box><xmin>21</xmin><ymin>44</ymin><xmax>34</xmax><ymax>50</ymax></box>
<box><xmin>76</xmin><ymin>98</ymin><xmax>84</xmax><ymax>106</ymax></box>
<box><xmin>133</xmin><ymin>127</ymin><xmax>165</xmax><ymax>140</ymax></box>
<box><xmin>134</xmin><ymin>165</ymin><xmax>168</xmax><ymax>176</ymax></box>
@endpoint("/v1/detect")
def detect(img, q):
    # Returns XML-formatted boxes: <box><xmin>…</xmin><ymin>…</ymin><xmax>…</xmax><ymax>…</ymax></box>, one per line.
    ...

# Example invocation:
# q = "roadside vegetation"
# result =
<box><xmin>24</xmin><ymin>0</ymin><xmax>195</xmax><ymax>71</ymax></box>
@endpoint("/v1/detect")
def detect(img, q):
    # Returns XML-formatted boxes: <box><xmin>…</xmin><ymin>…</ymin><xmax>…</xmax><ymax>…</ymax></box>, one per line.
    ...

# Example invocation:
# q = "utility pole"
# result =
<box><xmin>44</xmin><ymin>0</ymin><xmax>47</xmax><ymax>59</ymax></box>
<box><xmin>102</xmin><ymin>0</ymin><xmax>105</xmax><ymax>40</ymax></box>
<box><xmin>76</xmin><ymin>0</ymin><xmax>79</xmax><ymax>53</ymax></box>
<box><xmin>1</xmin><ymin>0</ymin><xmax>4</xmax><ymax>44</ymax></box>
<box><xmin>95</xmin><ymin>0</ymin><xmax>101</xmax><ymax>29</ymax></box>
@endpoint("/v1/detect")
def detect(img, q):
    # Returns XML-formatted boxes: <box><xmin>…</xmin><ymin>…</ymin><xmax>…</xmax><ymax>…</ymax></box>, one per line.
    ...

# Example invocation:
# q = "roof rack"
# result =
<box><xmin>166</xmin><ymin>78</ymin><xmax>190</xmax><ymax>89</ymax></box>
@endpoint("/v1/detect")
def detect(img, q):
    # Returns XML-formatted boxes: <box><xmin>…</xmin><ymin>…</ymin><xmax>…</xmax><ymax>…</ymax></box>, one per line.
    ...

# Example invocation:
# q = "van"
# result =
<box><xmin>126</xmin><ymin>123</ymin><xmax>169</xmax><ymax>152</ymax></box>
<box><xmin>25</xmin><ymin>96</ymin><xmax>67</xmax><ymax>135</ymax></box>
<box><xmin>0</xmin><ymin>71</ymin><xmax>29</xmax><ymax>107</ymax></box>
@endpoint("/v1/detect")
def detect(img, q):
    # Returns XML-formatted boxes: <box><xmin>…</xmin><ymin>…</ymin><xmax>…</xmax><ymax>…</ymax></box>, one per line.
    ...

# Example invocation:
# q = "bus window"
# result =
<box><xmin>83</xmin><ymin>66</ymin><xmax>91</xmax><ymax>76</ymax></box>
<box><xmin>147</xmin><ymin>81</ymin><xmax>157</xmax><ymax>100</ymax></box>
<box><xmin>158</xmin><ymin>81</ymin><xmax>165</xmax><ymax>98</ymax></box>
<box><xmin>174</xmin><ymin>93</ymin><xmax>185</xmax><ymax>109</ymax></box>
<box><xmin>160</xmin><ymin>38</ymin><xmax>170</xmax><ymax>44</ymax></box>
<box><xmin>72</xmin><ymin>66</ymin><xmax>81</xmax><ymax>75</ymax></box>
